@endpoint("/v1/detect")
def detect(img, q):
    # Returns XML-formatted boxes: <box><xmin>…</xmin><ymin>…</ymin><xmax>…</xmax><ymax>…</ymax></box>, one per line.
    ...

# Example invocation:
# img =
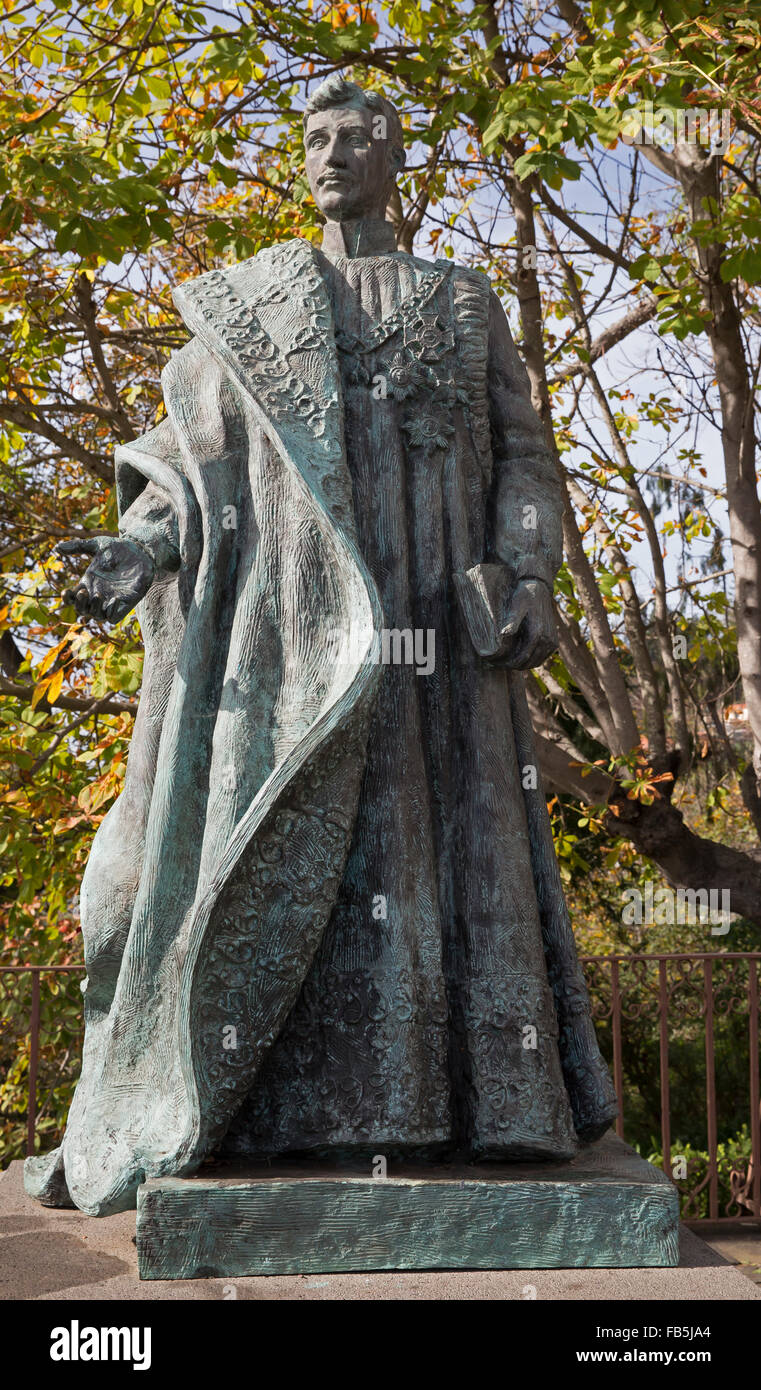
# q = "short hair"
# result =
<box><xmin>303</xmin><ymin>75</ymin><xmax>406</xmax><ymax>174</ymax></box>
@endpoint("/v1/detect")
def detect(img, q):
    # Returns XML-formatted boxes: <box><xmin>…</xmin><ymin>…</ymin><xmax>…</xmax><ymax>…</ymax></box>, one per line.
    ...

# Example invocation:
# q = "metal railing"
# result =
<box><xmin>580</xmin><ymin>952</ymin><xmax>761</xmax><ymax>1221</ymax></box>
<box><xmin>2</xmin><ymin>953</ymin><xmax>760</xmax><ymax>1221</ymax></box>
<box><xmin>0</xmin><ymin>964</ymin><xmax>84</xmax><ymax>1155</ymax></box>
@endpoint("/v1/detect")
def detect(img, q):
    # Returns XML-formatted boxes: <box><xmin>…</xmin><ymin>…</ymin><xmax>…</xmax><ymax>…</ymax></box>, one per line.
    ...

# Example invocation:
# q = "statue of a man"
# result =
<box><xmin>26</xmin><ymin>76</ymin><xmax>616</xmax><ymax>1216</ymax></box>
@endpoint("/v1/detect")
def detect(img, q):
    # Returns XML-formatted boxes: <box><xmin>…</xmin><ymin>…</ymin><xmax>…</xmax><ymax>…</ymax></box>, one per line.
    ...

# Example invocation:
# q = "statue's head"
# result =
<box><xmin>303</xmin><ymin>75</ymin><xmax>406</xmax><ymax>223</ymax></box>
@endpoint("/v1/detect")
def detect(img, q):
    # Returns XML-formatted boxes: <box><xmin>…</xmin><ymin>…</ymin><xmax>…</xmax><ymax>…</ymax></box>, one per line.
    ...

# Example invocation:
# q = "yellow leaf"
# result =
<box><xmin>31</xmin><ymin>677</ymin><xmax>51</xmax><ymax>709</ymax></box>
<box><xmin>47</xmin><ymin>667</ymin><xmax>64</xmax><ymax>703</ymax></box>
<box><xmin>37</xmin><ymin>638</ymin><xmax>67</xmax><ymax>677</ymax></box>
<box><xmin>30</xmin><ymin>665</ymin><xmax>64</xmax><ymax>707</ymax></box>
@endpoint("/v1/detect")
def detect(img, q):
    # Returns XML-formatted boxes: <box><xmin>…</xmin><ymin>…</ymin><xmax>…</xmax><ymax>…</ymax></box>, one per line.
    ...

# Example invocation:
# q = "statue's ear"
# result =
<box><xmin>389</xmin><ymin>144</ymin><xmax>406</xmax><ymax>176</ymax></box>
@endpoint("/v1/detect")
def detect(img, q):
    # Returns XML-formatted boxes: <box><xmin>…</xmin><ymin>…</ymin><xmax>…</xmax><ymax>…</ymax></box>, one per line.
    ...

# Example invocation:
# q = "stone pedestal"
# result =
<box><xmin>135</xmin><ymin>1132</ymin><xmax>679</xmax><ymax>1280</ymax></box>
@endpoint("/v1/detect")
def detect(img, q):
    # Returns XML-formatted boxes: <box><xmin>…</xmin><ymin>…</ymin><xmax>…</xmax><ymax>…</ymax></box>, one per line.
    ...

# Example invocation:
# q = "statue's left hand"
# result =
<box><xmin>494</xmin><ymin>578</ymin><xmax>558</xmax><ymax>669</ymax></box>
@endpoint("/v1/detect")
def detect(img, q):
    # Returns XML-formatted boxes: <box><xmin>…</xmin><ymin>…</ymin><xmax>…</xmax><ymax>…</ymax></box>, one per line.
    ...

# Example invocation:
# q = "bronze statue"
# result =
<box><xmin>26</xmin><ymin>76</ymin><xmax>616</xmax><ymax>1218</ymax></box>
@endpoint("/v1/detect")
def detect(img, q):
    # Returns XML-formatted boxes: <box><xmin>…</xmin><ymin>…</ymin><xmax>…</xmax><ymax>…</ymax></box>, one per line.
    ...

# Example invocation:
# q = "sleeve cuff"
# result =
<box><xmin>514</xmin><ymin>555</ymin><xmax>555</xmax><ymax>590</ymax></box>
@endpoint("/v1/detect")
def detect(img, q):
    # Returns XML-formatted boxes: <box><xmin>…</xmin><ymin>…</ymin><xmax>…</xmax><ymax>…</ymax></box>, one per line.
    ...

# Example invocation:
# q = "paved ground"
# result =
<box><xmin>685</xmin><ymin>1222</ymin><xmax>761</xmax><ymax>1287</ymax></box>
<box><xmin>1</xmin><ymin>1160</ymin><xmax>759</xmax><ymax>1300</ymax></box>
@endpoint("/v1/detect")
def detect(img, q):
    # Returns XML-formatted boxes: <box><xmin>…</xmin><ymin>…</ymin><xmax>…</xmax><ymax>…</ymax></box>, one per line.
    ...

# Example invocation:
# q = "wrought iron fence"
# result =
<box><xmin>580</xmin><ymin>952</ymin><xmax>761</xmax><ymax>1222</ymax></box>
<box><xmin>2</xmin><ymin>953</ymin><xmax>760</xmax><ymax>1222</ymax></box>
<box><xmin>0</xmin><ymin>964</ymin><xmax>84</xmax><ymax>1157</ymax></box>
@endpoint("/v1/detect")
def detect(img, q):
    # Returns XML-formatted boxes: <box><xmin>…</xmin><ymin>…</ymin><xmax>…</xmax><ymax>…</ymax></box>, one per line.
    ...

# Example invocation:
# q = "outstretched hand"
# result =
<box><xmin>59</xmin><ymin>536</ymin><xmax>155</xmax><ymax>624</ymax></box>
<box><xmin>494</xmin><ymin>578</ymin><xmax>558</xmax><ymax>670</ymax></box>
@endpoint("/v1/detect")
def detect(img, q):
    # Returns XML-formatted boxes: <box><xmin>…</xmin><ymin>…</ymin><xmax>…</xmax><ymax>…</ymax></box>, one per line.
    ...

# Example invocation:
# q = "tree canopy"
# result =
<box><xmin>2</xmin><ymin>0</ymin><xmax>761</xmax><ymax>975</ymax></box>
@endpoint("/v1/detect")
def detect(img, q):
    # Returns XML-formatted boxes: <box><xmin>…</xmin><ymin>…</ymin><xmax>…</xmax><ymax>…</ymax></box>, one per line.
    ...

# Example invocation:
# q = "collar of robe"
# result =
<box><xmin>320</xmin><ymin>216</ymin><xmax>398</xmax><ymax>260</ymax></box>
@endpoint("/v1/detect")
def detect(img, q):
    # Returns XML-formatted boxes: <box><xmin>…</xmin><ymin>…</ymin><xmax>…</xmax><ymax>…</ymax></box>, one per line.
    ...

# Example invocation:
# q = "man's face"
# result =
<box><xmin>305</xmin><ymin>104</ymin><xmax>393</xmax><ymax>221</ymax></box>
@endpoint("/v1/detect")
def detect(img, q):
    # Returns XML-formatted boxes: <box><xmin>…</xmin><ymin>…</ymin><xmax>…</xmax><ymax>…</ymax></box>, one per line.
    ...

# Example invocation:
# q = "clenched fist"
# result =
<box><xmin>59</xmin><ymin>536</ymin><xmax>155</xmax><ymax>624</ymax></box>
<box><xmin>494</xmin><ymin>577</ymin><xmax>558</xmax><ymax>670</ymax></box>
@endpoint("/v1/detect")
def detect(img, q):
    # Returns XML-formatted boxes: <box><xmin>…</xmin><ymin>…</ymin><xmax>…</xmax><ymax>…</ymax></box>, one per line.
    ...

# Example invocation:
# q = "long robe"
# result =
<box><xmin>25</xmin><ymin>230</ymin><xmax>616</xmax><ymax>1216</ymax></box>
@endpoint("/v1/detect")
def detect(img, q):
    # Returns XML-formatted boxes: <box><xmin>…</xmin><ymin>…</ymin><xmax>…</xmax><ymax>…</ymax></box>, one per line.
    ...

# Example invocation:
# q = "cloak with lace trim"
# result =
<box><xmin>25</xmin><ymin>239</ymin><xmax>616</xmax><ymax>1215</ymax></box>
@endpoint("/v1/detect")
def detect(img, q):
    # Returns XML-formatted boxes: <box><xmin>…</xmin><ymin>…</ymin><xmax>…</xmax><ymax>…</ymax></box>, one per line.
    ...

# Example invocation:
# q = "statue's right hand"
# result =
<box><xmin>58</xmin><ymin>536</ymin><xmax>155</xmax><ymax>624</ymax></box>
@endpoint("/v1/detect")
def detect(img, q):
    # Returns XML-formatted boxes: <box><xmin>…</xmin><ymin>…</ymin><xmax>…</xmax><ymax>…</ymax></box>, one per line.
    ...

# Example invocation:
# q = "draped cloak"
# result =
<box><xmin>25</xmin><ymin>234</ymin><xmax>617</xmax><ymax>1216</ymax></box>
